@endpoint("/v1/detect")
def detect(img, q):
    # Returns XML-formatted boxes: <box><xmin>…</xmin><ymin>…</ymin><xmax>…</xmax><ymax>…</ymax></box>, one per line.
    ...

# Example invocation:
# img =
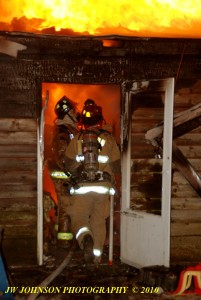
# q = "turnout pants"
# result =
<box><xmin>68</xmin><ymin>192</ymin><xmax>110</xmax><ymax>253</ymax></box>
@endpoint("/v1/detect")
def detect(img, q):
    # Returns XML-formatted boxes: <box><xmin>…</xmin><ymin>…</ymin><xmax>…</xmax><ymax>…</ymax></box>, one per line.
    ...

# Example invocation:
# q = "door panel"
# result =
<box><xmin>120</xmin><ymin>78</ymin><xmax>174</xmax><ymax>268</ymax></box>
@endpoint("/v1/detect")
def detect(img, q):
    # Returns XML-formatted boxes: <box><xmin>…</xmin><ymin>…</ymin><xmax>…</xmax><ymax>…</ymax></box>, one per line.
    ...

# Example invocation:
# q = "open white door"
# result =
<box><xmin>120</xmin><ymin>78</ymin><xmax>174</xmax><ymax>268</ymax></box>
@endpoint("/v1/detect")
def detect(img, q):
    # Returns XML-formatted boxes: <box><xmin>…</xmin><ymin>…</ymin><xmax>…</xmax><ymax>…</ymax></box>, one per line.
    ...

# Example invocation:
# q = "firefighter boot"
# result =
<box><xmin>57</xmin><ymin>216</ymin><xmax>73</xmax><ymax>249</ymax></box>
<box><xmin>82</xmin><ymin>234</ymin><xmax>94</xmax><ymax>263</ymax></box>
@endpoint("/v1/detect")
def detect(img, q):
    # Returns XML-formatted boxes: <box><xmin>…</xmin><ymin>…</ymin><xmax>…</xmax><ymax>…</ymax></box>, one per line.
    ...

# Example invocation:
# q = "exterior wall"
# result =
<box><xmin>0</xmin><ymin>33</ymin><xmax>201</xmax><ymax>266</ymax></box>
<box><xmin>129</xmin><ymin>80</ymin><xmax>201</xmax><ymax>264</ymax></box>
<box><xmin>0</xmin><ymin>118</ymin><xmax>37</xmax><ymax>266</ymax></box>
<box><xmin>171</xmin><ymin>81</ymin><xmax>201</xmax><ymax>264</ymax></box>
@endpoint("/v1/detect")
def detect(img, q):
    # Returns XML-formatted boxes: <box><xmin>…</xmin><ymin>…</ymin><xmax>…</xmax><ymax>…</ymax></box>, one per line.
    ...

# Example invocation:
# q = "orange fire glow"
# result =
<box><xmin>42</xmin><ymin>83</ymin><xmax>120</xmax><ymax>136</ymax></box>
<box><xmin>42</xmin><ymin>83</ymin><xmax>120</xmax><ymax>203</ymax></box>
<box><xmin>1</xmin><ymin>0</ymin><xmax>201</xmax><ymax>38</ymax></box>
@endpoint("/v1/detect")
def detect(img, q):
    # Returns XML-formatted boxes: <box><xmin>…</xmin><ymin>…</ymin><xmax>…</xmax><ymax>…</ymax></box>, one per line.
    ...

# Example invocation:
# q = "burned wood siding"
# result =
<box><xmin>0</xmin><ymin>118</ymin><xmax>37</xmax><ymax>266</ymax></box>
<box><xmin>0</xmin><ymin>59</ymin><xmax>41</xmax><ymax>118</ymax></box>
<box><xmin>171</xmin><ymin>81</ymin><xmax>201</xmax><ymax>264</ymax></box>
<box><xmin>130</xmin><ymin>81</ymin><xmax>201</xmax><ymax>264</ymax></box>
<box><xmin>0</xmin><ymin>45</ymin><xmax>40</xmax><ymax>266</ymax></box>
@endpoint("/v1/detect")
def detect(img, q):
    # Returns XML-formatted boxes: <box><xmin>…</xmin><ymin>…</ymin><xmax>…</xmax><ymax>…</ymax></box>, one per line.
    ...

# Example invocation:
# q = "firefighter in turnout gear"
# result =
<box><xmin>64</xmin><ymin>99</ymin><xmax>120</xmax><ymax>263</ymax></box>
<box><xmin>49</xmin><ymin>96</ymin><xmax>79</xmax><ymax>249</ymax></box>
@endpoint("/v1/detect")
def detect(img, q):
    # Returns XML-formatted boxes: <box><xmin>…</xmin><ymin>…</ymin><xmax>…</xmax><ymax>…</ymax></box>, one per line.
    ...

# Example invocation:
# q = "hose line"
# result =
<box><xmin>27</xmin><ymin>242</ymin><xmax>75</xmax><ymax>300</ymax></box>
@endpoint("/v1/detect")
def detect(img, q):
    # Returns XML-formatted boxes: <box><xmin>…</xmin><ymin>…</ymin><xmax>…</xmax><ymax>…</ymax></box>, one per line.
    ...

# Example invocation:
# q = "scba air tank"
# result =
<box><xmin>82</xmin><ymin>130</ymin><xmax>100</xmax><ymax>181</ymax></box>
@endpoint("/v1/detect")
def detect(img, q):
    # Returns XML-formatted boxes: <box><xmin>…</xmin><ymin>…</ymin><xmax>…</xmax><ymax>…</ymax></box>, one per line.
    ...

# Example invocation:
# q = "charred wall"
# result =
<box><xmin>1</xmin><ymin>33</ymin><xmax>201</xmax><ymax>120</ymax></box>
<box><xmin>170</xmin><ymin>83</ymin><xmax>201</xmax><ymax>264</ymax></box>
<box><xmin>0</xmin><ymin>32</ymin><xmax>201</xmax><ymax>266</ymax></box>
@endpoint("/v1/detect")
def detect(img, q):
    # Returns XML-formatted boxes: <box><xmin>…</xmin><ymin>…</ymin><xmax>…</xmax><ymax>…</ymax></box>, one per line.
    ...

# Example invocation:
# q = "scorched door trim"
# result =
<box><xmin>37</xmin><ymin>91</ymin><xmax>49</xmax><ymax>265</ymax></box>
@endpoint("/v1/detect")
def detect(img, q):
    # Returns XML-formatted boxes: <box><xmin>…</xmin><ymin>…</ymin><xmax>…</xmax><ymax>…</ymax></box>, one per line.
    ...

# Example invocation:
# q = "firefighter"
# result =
<box><xmin>49</xmin><ymin>95</ymin><xmax>79</xmax><ymax>249</ymax></box>
<box><xmin>64</xmin><ymin>99</ymin><xmax>120</xmax><ymax>264</ymax></box>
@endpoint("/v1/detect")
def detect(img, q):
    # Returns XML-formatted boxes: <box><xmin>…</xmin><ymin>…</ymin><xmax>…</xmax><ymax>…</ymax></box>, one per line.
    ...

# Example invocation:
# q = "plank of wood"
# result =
<box><xmin>170</xmin><ymin>236</ymin><xmax>201</xmax><ymax>263</ymax></box>
<box><xmin>176</xmin><ymin>133</ymin><xmax>201</xmax><ymax>145</ymax></box>
<box><xmin>171</xmin><ymin>210</ymin><xmax>201</xmax><ymax>222</ymax></box>
<box><xmin>176</xmin><ymin>145</ymin><xmax>201</xmax><ymax>158</ymax></box>
<box><xmin>171</xmin><ymin>197</ymin><xmax>201</xmax><ymax>210</ymax></box>
<box><xmin>173</xmin><ymin>101</ymin><xmax>201</xmax><ymax>127</ymax></box>
<box><xmin>0</xmin><ymin>211</ymin><xmax>36</xmax><ymax>225</ymax></box>
<box><xmin>0</xmin><ymin>118</ymin><xmax>37</xmax><ymax>131</ymax></box>
<box><xmin>0</xmin><ymin>132</ymin><xmax>37</xmax><ymax>144</ymax></box>
<box><xmin>0</xmin><ymin>190</ymin><xmax>37</xmax><ymax>199</ymax></box>
<box><xmin>2</xmin><ymin>225</ymin><xmax>37</xmax><ymax>238</ymax></box>
<box><xmin>0</xmin><ymin>171</ymin><xmax>36</xmax><ymax>184</ymax></box>
<box><xmin>0</xmin><ymin>145</ymin><xmax>37</xmax><ymax>157</ymax></box>
<box><xmin>0</xmin><ymin>157</ymin><xmax>37</xmax><ymax>171</ymax></box>
<box><xmin>171</xmin><ymin>223</ymin><xmax>201</xmax><ymax>236</ymax></box>
<box><xmin>0</xmin><ymin>197</ymin><xmax>36</xmax><ymax>211</ymax></box>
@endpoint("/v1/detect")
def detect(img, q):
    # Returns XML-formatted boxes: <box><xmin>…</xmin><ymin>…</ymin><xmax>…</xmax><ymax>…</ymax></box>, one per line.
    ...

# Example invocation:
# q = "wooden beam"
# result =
<box><xmin>172</xmin><ymin>142</ymin><xmax>201</xmax><ymax>197</ymax></box>
<box><xmin>0</xmin><ymin>37</ymin><xmax>26</xmax><ymax>57</ymax></box>
<box><xmin>145</xmin><ymin>101</ymin><xmax>201</xmax><ymax>143</ymax></box>
<box><xmin>145</xmin><ymin>102</ymin><xmax>201</xmax><ymax>197</ymax></box>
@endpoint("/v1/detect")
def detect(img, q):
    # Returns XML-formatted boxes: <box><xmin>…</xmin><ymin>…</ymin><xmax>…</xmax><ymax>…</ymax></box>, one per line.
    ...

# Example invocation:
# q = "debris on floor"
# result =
<box><xmin>4</xmin><ymin>244</ymin><xmax>201</xmax><ymax>300</ymax></box>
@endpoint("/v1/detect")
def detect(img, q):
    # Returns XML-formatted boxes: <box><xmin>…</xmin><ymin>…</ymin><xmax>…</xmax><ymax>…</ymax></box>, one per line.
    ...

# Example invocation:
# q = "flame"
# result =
<box><xmin>1</xmin><ymin>0</ymin><xmax>201</xmax><ymax>37</ymax></box>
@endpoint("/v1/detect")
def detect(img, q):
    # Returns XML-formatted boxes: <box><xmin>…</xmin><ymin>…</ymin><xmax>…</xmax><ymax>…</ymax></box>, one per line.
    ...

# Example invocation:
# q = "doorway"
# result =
<box><xmin>38</xmin><ymin>83</ymin><xmax>121</xmax><ymax>264</ymax></box>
